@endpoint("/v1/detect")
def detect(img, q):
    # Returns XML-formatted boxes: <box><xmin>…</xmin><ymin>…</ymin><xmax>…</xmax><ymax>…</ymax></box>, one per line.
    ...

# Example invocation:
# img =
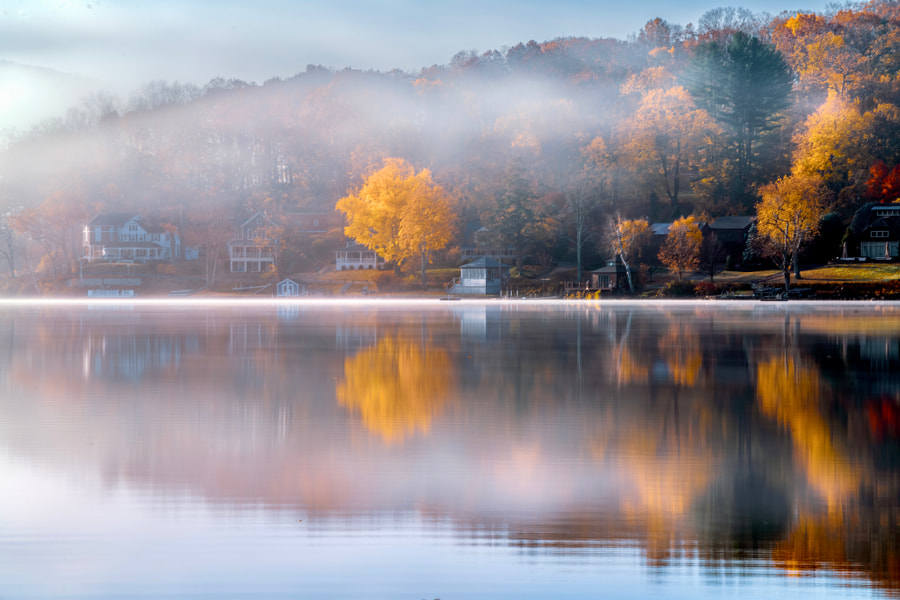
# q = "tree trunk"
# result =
<box><xmin>576</xmin><ymin>228</ymin><xmax>583</xmax><ymax>283</ymax></box>
<box><xmin>420</xmin><ymin>249</ymin><xmax>428</xmax><ymax>287</ymax></box>
<box><xmin>782</xmin><ymin>251</ymin><xmax>791</xmax><ymax>290</ymax></box>
<box><xmin>620</xmin><ymin>254</ymin><xmax>635</xmax><ymax>294</ymax></box>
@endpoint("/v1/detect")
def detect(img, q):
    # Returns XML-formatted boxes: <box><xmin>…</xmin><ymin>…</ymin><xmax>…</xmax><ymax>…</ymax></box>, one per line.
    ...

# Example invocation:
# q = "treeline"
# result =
<box><xmin>2</xmin><ymin>1</ymin><xmax>900</xmax><ymax>280</ymax></box>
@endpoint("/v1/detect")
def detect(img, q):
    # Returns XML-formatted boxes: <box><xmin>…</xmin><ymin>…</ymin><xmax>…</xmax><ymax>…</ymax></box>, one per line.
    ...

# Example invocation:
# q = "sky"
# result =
<box><xmin>0</xmin><ymin>0</ymin><xmax>835</xmax><ymax>92</ymax></box>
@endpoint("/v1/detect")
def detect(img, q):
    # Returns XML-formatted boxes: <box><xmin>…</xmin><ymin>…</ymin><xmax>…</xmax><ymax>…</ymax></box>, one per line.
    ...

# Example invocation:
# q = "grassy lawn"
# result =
<box><xmin>713</xmin><ymin>263</ymin><xmax>900</xmax><ymax>285</ymax></box>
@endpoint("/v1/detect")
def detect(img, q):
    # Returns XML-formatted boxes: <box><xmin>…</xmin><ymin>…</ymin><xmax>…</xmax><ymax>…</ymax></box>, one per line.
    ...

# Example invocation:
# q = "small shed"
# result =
<box><xmin>449</xmin><ymin>257</ymin><xmax>511</xmax><ymax>295</ymax></box>
<box><xmin>591</xmin><ymin>262</ymin><xmax>623</xmax><ymax>292</ymax></box>
<box><xmin>276</xmin><ymin>278</ymin><xmax>302</xmax><ymax>297</ymax></box>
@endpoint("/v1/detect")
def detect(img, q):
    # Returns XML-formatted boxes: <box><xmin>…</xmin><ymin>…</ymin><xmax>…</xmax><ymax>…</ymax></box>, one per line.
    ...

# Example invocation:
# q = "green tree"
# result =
<box><xmin>689</xmin><ymin>32</ymin><xmax>794</xmax><ymax>203</ymax></box>
<box><xmin>487</xmin><ymin>162</ymin><xmax>540</xmax><ymax>275</ymax></box>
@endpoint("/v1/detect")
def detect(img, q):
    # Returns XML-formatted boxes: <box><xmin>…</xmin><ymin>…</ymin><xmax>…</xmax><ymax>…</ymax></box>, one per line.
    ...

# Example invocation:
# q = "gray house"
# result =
<box><xmin>448</xmin><ymin>257</ymin><xmax>510</xmax><ymax>295</ymax></box>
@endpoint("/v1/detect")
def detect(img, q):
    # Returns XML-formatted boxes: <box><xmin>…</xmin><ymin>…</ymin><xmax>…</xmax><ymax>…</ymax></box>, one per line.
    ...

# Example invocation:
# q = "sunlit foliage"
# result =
<box><xmin>336</xmin><ymin>336</ymin><xmax>456</xmax><ymax>444</ymax></box>
<box><xmin>658</xmin><ymin>215</ymin><xmax>702</xmax><ymax>280</ymax></box>
<box><xmin>337</xmin><ymin>158</ymin><xmax>455</xmax><ymax>284</ymax></box>
<box><xmin>754</xmin><ymin>174</ymin><xmax>829</xmax><ymax>288</ymax></box>
<box><xmin>756</xmin><ymin>355</ymin><xmax>860</xmax><ymax>511</ymax></box>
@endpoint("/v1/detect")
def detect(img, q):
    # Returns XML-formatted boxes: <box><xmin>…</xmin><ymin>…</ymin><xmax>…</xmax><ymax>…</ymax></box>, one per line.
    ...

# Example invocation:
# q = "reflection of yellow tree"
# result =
<box><xmin>615</xmin><ymin>346</ymin><xmax>649</xmax><ymax>385</ymax></box>
<box><xmin>757</xmin><ymin>355</ymin><xmax>860</xmax><ymax>511</ymax></box>
<box><xmin>336</xmin><ymin>337</ymin><xmax>456</xmax><ymax>444</ymax></box>
<box><xmin>772</xmin><ymin>512</ymin><xmax>900</xmax><ymax>593</ymax></box>
<box><xmin>658</xmin><ymin>322</ymin><xmax>702</xmax><ymax>386</ymax></box>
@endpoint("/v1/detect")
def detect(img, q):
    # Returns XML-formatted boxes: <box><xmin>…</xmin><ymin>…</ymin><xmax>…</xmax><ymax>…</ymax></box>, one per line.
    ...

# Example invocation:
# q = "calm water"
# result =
<box><xmin>0</xmin><ymin>299</ymin><xmax>898</xmax><ymax>599</ymax></box>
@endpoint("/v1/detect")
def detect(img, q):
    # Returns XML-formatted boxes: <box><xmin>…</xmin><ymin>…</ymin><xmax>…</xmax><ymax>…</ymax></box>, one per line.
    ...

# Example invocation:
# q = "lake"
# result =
<box><xmin>0</xmin><ymin>299</ymin><xmax>898</xmax><ymax>599</ymax></box>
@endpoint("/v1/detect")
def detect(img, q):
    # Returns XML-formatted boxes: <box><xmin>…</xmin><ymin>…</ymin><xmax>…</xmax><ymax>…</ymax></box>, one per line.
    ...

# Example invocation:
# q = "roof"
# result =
<box><xmin>850</xmin><ymin>202</ymin><xmax>900</xmax><ymax>237</ymax></box>
<box><xmin>236</xmin><ymin>212</ymin><xmax>272</xmax><ymax>227</ymax></box>
<box><xmin>88</xmin><ymin>213</ymin><xmax>139</xmax><ymax>227</ymax></box>
<box><xmin>141</xmin><ymin>223</ymin><xmax>167</xmax><ymax>234</ymax></box>
<box><xmin>651</xmin><ymin>223</ymin><xmax>672</xmax><ymax>235</ymax></box>
<box><xmin>707</xmin><ymin>216</ymin><xmax>755</xmax><ymax>231</ymax></box>
<box><xmin>460</xmin><ymin>257</ymin><xmax>509</xmax><ymax>269</ymax></box>
<box><xmin>592</xmin><ymin>263</ymin><xmax>620</xmax><ymax>274</ymax></box>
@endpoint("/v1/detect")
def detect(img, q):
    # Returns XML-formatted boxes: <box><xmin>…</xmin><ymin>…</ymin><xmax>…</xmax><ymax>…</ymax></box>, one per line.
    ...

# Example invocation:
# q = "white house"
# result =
<box><xmin>228</xmin><ymin>212</ymin><xmax>276</xmax><ymax>273</ymax></box>
<box><xmin>83</xmin><ymin>213</ymin><xmax>180</xmax><ymax>263</ymax></box>
<box><xmin>336</xmin><ymin>242</ymin><xmax>384</xmax><ymax>270</ymax></box>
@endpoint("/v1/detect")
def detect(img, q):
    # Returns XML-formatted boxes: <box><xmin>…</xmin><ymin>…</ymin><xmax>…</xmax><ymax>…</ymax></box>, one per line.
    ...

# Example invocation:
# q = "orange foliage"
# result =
<box><xmin>756</xmin><ymin>355</ymin><xmax>860</xmax><ymax>511</ymax></box>
<box><xmin>336</xmin><ymin>336</ymin><xmax>456</xmax><ymax>444</ymax></box>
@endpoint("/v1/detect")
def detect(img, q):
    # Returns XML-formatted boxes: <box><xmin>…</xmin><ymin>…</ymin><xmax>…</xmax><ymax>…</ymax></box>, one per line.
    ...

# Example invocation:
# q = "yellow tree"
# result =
<box><xmin>337</xmin><ymin>158</ymin><xmax>455</xmax><ymax>284</ymax></box>
<box><xmin>609</xmin><ymin>216</ymin><xmax>650</xmax><ymax>294</ymax></box>
<box><xmin>658</xmin><ymin>215</ymin><xmax>702</xmax><ymax>280</ymax></box>
<box><xmin>755</xmin><ymin>174</ymin><xmax>829</xmax><ymax>289</ymax></box>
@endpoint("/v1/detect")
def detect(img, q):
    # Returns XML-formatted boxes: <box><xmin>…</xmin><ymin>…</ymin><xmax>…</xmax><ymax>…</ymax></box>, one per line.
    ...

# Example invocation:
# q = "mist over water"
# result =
<box><xmin>0</xmin><ymin>301</ymin><xmax>896</xmax><ymax>598</ymax></box>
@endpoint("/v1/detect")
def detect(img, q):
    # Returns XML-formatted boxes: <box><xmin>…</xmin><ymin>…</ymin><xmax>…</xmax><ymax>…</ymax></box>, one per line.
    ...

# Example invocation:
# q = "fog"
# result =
<box><xmin>0</xmin><ymin>1</ymin><xmax>894</xmax><ymax>293</ymax></box>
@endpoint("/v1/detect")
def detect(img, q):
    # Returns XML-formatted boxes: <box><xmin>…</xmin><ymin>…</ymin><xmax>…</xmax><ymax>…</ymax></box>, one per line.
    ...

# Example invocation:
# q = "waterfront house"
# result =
<box><xmin>336</xmin><ymin>242</ymin><xmax>384</xmax><ymax>270</ymax></box>
<box><xmin>591</xmin><ymin>262</ymin><xmax>623</xmax><ymax>292</ymax></box>
<box><xmin>83</xmin><ymin>213</ymin><xmax>180</xmax><ymax>263</ymax></box>
<box><xmin>849</xmin><ymin>203</ymin><xmax>900</xmax><ymax>259</ymax></box>
<box><xmin>276</xmin><ymin>278</ymin><xmax>303</xmax><ymax>297</ymax></box>
<box><xmin>228</xmin><ymin>212</ymin><xmax>276</xmax><ymax>273</ymax></box>
<box><xmin>448</xmin><ymin>257</ymin><xmax>510</xmax><ymax>295</ymax></box>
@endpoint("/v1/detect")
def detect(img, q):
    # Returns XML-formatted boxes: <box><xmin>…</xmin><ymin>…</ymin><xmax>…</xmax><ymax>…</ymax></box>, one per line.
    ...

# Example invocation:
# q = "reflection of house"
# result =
<box><xmin>82</xmin><ymin>213</ymin><xmax>180</xmax><ymax>262</ymax></box>
<box><xmin>336</xmin><ymin>242</ymin><xmax>384</xmax><ymax>270</ymax></box>
<box><xmin>849</xmin><ymin>203</ymin><xmax>900</xmax><ymax>259</ymax></box>
<box><xmin>448</xmin><ymin>257</ymin><xmax>510</xmax><ymax>295</ymax></box>
<box><xmin>228</xmin><ymin>212</ymin><xmax>275</xmax><ymax>273</ymax></box>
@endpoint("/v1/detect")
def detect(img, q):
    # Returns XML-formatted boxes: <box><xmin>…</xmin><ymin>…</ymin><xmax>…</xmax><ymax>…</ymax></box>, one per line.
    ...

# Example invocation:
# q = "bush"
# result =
<box><xmin>658</xmin><ymin>280</ymin><xmax>697</xmax><ymax>297</ymax></box>
<box><xmin>694</xmin><ymin>281</ymin><xmax>718</xmax><ymax>297</ymax></box>
<box><xmin>374</xmin><ymin>271</ymin><xmax>399</xmax><ymax>291</ymax></box>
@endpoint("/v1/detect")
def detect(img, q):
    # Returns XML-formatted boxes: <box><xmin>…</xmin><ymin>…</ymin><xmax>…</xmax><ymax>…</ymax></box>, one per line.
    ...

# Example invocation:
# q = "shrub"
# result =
<box><xmin>374</xmin><ymin>271</ymin><xmax>398</xmax><ymax>291</ymax></box>
<box><xmin>694</xmin><ymin>281</ymin><xmax>718</xmax><ymax>297</ymax></box>
<box><xmin>658</xmin><ymin>280</ymin><xmax>697</xmax><ymax>297</ymax></box>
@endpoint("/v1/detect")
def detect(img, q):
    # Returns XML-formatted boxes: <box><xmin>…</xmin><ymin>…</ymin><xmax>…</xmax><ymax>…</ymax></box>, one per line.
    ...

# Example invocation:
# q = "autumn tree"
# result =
<box><xmin>609</xmin><ymin>216</ymin><xmax>650</xmax><ymax>294</ymax></box>
<box><xmin>755</xmin><ymin>174</ymin><xmax>829</xmax><ymax>289</ymax></box>
<box><xmin>658</xmin><ymin>215</ymin><xmax>702</xmax><ymax>280</ymax></box>
<box><xmin>624</xmin><ymin>87</ymin><xmax>719</xmax><ymax>209</ymax></box>
<box><xmin>337</xmin><ymin>158</ymin><xmax>455</xmax><ymax>285</ymax></box>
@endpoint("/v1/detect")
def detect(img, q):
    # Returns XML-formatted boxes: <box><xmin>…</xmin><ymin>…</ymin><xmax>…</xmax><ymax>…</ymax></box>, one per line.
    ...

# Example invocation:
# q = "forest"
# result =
<box><xmin>2</xmin><ymin>1</ymin><xmax>900</xmax><ymax>289</ymax></box>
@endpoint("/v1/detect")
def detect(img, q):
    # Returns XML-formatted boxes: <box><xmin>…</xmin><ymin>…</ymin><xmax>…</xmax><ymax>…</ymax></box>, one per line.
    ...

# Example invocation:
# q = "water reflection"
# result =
<box><xmin>0</xmin><ymin>302</ymin><xmax>898</xmax><ymax>597</ymax></box>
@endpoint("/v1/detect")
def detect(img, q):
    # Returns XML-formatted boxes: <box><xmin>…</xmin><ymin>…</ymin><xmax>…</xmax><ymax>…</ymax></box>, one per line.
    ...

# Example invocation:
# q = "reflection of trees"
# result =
<box><xmin>658</xmin><ymin>321</ymin><xmax>702</xmax><ymax>386</ymax></box>
<box><xmin>756</xmin><ymin>354</ymin><xmax>860</xmax><ymax>511</ymax></box>
<box><xmin>336</xmin><ymin>336</ymin><xmax>456</xmax><ymax>444</ymax></box>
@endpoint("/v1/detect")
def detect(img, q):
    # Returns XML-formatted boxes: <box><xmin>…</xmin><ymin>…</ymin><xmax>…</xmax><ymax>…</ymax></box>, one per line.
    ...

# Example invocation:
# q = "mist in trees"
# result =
<box><xmin>2</xmin><ymin>1</ymin><xmax>900</xmax><ymax>283</ymax></box>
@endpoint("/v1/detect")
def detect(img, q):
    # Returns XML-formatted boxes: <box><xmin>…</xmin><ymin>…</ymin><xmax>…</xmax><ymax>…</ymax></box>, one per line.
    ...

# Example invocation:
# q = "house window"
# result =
<box><xmin>872</xmin><ymin>230</ymin><xmax>890</xmax><ymax>238</ymax></box>
<box><xmin>313</xmin><ymin>219</ymin><xmax>319</xmax><ymax>227</ymax></box>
